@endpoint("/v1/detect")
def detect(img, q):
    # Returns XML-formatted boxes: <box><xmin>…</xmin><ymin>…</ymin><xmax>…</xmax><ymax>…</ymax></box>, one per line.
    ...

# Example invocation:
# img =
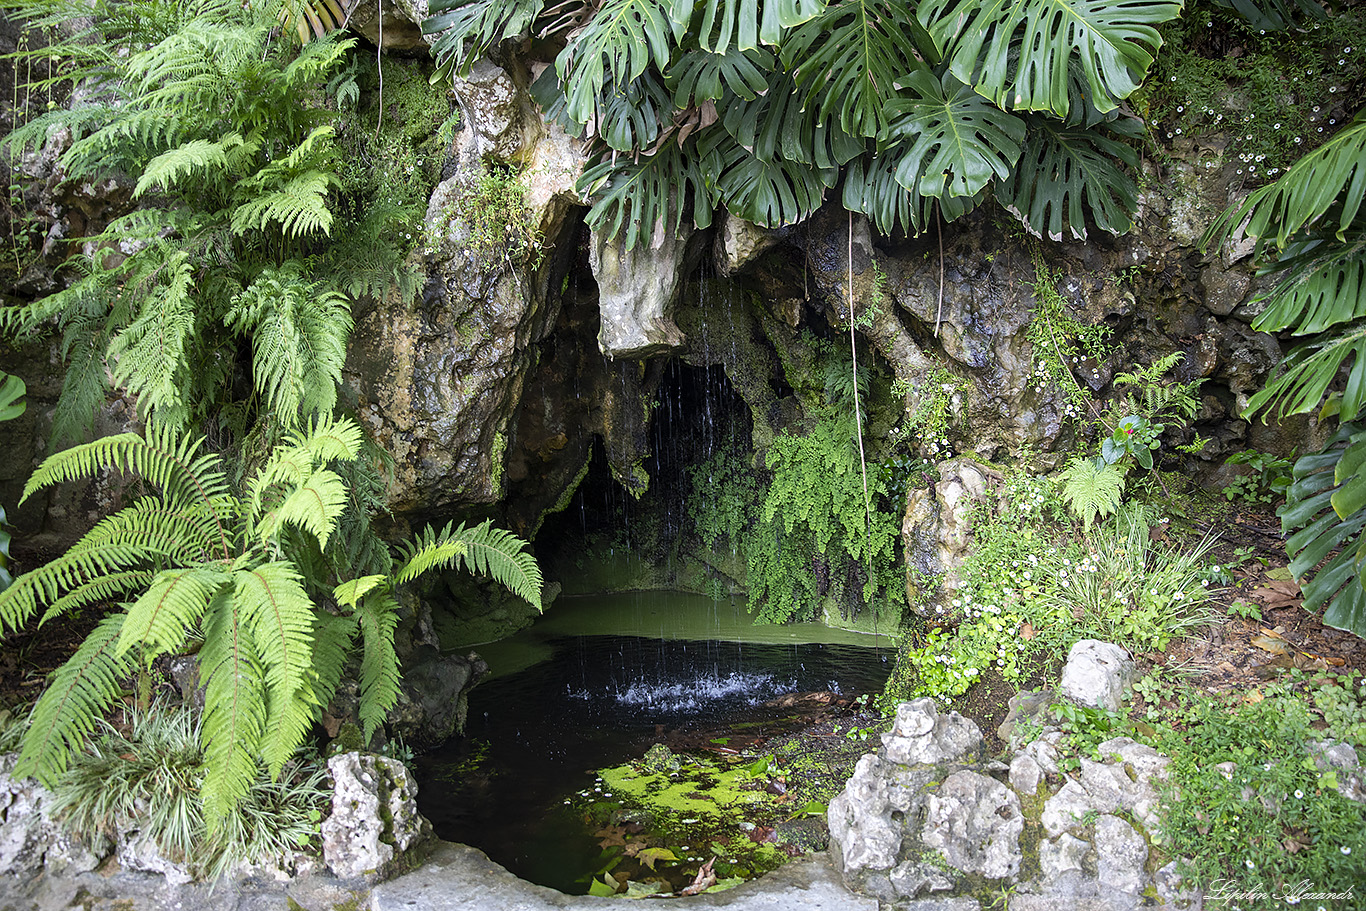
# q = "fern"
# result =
<box><xmin>16</xmin><ymin>615</ymin><xmax>134</xmax><ymax>784</ymax></box>
<box><xmin>4</xmin><ymin>417</ymin><xmax>542</xmax><ymax>821</ymax></box>
<box><xmin>1061</xmin><ymin>455</ymin><xmax>1125</xmax><ymax>529</ymax></box>
<box><xmin>355</xmin><ymin>590</ymin><xmax>402</xmax><ymax>740</ymax></box>
<box><xmin>396</xmin><ymin>520</ymin><xmax>543</xmax><ymax>609</ymax></box>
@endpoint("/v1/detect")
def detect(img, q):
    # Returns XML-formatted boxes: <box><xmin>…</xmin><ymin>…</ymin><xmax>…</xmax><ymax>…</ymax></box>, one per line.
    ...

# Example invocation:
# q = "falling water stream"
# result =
<box><xmin>413</xmin><ymin>592</ymin><xmax>892</xmax><ymax>894</ymax></box>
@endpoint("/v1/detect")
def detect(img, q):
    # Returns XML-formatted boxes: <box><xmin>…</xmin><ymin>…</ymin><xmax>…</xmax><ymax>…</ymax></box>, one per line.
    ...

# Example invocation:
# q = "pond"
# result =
<box><xmin>413</xmin><ymin>591</ymin><xmax>893</xmax><ymax>894</ymax></box>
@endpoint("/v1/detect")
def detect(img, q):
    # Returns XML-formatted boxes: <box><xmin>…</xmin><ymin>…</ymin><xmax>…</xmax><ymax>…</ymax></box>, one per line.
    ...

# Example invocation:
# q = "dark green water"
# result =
<box><xmin>413</xmin><ymin>592</ymin><xmax>892</xmax><ymax>893</ymax></box>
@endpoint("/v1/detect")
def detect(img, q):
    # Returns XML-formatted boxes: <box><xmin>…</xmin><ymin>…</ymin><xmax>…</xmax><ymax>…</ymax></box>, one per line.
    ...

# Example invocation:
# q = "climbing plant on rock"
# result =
<box><xmin>424</xmin><ymin>0</ymin><xmax>1174</xmax><ymax>241</ymax></box>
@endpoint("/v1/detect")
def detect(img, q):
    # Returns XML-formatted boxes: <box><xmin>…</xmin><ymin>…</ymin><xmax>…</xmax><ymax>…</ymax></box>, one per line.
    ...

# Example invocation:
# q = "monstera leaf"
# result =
<box><xmin>0</xmin><ymin>372</ymin><xmax>25</xmax><ymax>423</ymax></box>
<box><xmin>1246</xmin><ymin>325</ymin><xmax>1366</xmax><ymax>423</ymax></box>
<box><xmin>918</xmin><ymin>0</ymin><xmax>1180</xmax><ymax>119</ymax></box>
<box><xmin>842</xmin><ymin>149</ymin><xmax>979</xmax><ymax>235</ymax></box>
<box><xmin>698</xmin><ymin>128</ymin><xmax>836</xmax><ymax>227</ymax></box>
<box><xmin>720</xmin><ymin>69</ymin><xmax>864</xmax><ymax>169</ymax></box>
<box><xmin>1281</xmin><ymin>424</ymin><xmax>1366</xmax><ymax>638</ymax></box>
<box><xmin>781</xmin><ymin>0</ymin><xmax>936</xmax><ymax>139</ymax></box>
<box><xmin>1210</xmin><ymin>0</ymin><xmax>1324</xmax><ymax>33</ymax></box>
<box><xmin>999</xmin><ymin>115</ymin><xmax>1140</xmax><ymax>240</ymax></box>
<box><xmin>595</xmin><ymin>72</ymin><xmax>674</xmax><ymax>151</ymax></box>
<box><xmin>667</xmin><ymin>0</ymin><xmax>827</xmax><ymax>52</ymax></box>
<box><xmin>578</xmin><ymin>143</ymin><xmax>714</xmax><ymax>250</ymax></box>
<box><xmin>556</xmin><ymin>0</ymin><xmax>681</xmax><ymax>127</ymax></box>
<box><xmin>1252</xmin><ymin>232</ymin><xmax>1366</xmax><ymax>337</ymax></box>
<box><xmin>880</xmin><ymin>69</ymin><xmax>1026</xmax><ymax>199</ymax></box>
<box><xmin>1208</xmin><ymin>110</ymin><xmax>1366</xmax><ymax>252</ymax></box>
<box><xmin>424</xmin><ymin>0</ymin><xmax>544</xmax><ymax>79</ymax></box>
<box><xmin>669</xmin><ymin>45</ymin><xmax>773</xmax><ymax>105</ymax></box>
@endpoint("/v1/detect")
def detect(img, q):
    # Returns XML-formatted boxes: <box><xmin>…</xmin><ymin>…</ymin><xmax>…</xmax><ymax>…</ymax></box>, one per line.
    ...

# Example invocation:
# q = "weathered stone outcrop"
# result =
<box><xmin>321</xmin><ymin>752</ymin><xmax>432</xmax><ymax>883</ymax></box>
<box><xmin>827</xmin><ymin>697</ymin><xmax>1198</xmax><ymax>911</ymax></box>
<box><xmin>344</xmin><ymin>59</ymin><xmax>587</xmax><ymax>517</ymax></box>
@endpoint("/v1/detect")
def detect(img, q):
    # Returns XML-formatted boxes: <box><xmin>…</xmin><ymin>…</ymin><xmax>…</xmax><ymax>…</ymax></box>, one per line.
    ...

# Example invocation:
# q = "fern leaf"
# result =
<box><xmin>38</xmin><ymin>570</ymin><xmax>156</xmax><ymax>626</ymax></box>
<box><xmin>199</xmin><ymin>589</ymin><xmax>267</xmax><ymax>825</ymax></box>
<box><xmin>117</xmin><ymin>567</ymin><xmax>229</xmax><ymax>661</ymax></box>
<box><xmin>354</xmin><ymin>590</ymin><xmax>401</xmax><ymax>741</ymax></box>
<box><xmin>107</xmin><ymin>252</ymin><xmax>197</xmax><ymax>420</ymax></box>
<box><xmin>310</xmin><ymin>610</ymin><xmax>358</xmax><ymax>713</ymax></box>
<box><xmin>334</xmin><ymin>575</ymin><xmax>388</xmax><ymax>608</ymax></box>
<box><xmin>1061</xmin><ymin>456</ymin><xmax>1125</xmax><ymax>528</ymax></box>
<box><xmin>396</xmin><ymin>520</ymin><xmax>543</xmax><ymax>609</ymax></box>
<box><xmin>255</xmin><ymin>469</ymin><xmax>348</xmax><ymax>550</ymax></box>
<box><xmin>235</xmin><ymin>562</ymin><xmax>317</xmax><ymax>778</ymax></box>
<box><xmin>230</xmin><ymin>170</ymin><xmax>339</xmax><ymax>238</ymax></box>
<box><xmin>0</xmin><ymin>538</ymin><xmax>169</xmax><ymax>634</ymax></box>
<box><xmin>134</xmin><ymin>133</ymin><xmax>248</xmax><ymax>197</ymax></box>
<box><xmin>15</xmin><ymin>615</ymin><xmax>134</xmax><ymax>786</ymax></box>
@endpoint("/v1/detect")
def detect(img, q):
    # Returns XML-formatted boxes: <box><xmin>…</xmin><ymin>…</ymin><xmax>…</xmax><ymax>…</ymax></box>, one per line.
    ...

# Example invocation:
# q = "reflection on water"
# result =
<box><xmin>414</xmin><ymin>592</ymin><xmax>892</xmax><ymax>893</ymax></box>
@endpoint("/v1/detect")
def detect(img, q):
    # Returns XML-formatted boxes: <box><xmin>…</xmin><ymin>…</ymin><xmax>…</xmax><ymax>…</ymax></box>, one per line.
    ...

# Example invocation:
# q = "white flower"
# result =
<box><xmin>1294</xmin><ymin>789</ymin><xmax>1304</xmax><ymax>799</ymax></box>
<box><xmin>1245</xmin><ymin>859</ymin><xmax>1256</xmax><ymax>869</ymax></box>
<box><xmin>1342</xmin><ymin>846</ymin><xmax>1352</xmax><ymax>855</ymax></box>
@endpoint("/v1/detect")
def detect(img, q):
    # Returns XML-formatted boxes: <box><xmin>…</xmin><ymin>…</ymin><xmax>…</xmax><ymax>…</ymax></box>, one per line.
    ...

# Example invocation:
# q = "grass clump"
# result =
<box><xmin>47</xmin><ymin>699</ymin><xmax>328</xmax><ymax>882</ymax></box>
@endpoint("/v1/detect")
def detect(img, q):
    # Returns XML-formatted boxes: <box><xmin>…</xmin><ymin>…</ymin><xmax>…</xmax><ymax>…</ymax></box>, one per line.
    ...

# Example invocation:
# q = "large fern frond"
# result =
<box><xmin>134</xmin><ymin>133</ymin><xmax>252</xmax><ymax>198</ymax></box>
<box><xmin>107</xmin><ymin>252</ymin><xmax>197</xmax><ymax>421</ymax></box>
<box><xmin>15</xmin><ymin>615</ymin><xmax>134</xmax><ymax>786</ymax></box>
<box><xmin>21</xmin><ymin>428</ymin><xmax>232</xmax><ymax>532</ymax></box>
<box><xmin>396</xmin><ymin>520</ymin><xmax>543</xmax><ymax>609</ymax></box>
<box><xmin>254</xmin><ymin>469</ymin><xmax>349</xmax><ymax>550</ymax></box>
<box><xmin>117</xmin><ymin>567</ymin><xmax>229</xmax><ymax>662</ymax></box>
<box><xmin>354</xmin><ymin>590</ymin><xmax>401</xmax><ymax>741</ymax></box>
<box><xmin>199</xmin><ymin>590</ymin><xmax>267</xmax><ymax>824</ymax></box>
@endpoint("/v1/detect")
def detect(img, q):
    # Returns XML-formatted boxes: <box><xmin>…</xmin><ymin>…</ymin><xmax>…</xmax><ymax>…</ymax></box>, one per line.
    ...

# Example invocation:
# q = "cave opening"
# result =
<box><xmin>534</xmin><ymin>358</ymin><xmax>755</xmax><ymax>595</ymax></box>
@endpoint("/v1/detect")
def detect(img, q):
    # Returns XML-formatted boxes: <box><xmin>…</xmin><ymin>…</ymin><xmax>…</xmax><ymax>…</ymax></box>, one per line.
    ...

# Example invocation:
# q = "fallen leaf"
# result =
<box><xmin>635</xmin><ymin>847</ymin><xmax>677</xmax><ymax>871</ymax></box>
<box><xmin>1251</xmin><ymin>580</ymin><xmax>1301</xmax><ymax>609</ymax></box>
<box><xmin>680</xmin><ymin>859</ymin><xmax>717</xmax><ymax>896</ymax></box>
<box><xmin>1244</xmin><ymin>689</ymin><xmax>1263</xmax><ymax>704</ymax></box>
<box><xmin>1298</xmin><ymin>651</ymin><xmax>1346</xmax><ymax>667</ymax></box>
<box><xmin>1264</xmin><ymin>566</ymin><xmax>1295</xmax><ymax>581</ymax></box>
<box><xmin>594</xmin><ymin>825</ymin><xmax>628</xmax><ymax>848</ymax></box>
<box><xmin>1250</xmin><ymin>634</ymin><xmax>1290</xmax><ymax>656</ymax></box>
<box><xmin>1217</xmin><ymin>661</ymin><xmax>1238</xmax><ymax>673</ymax></box>
<box><xmin>1019</xmin><ymin>622</ymin><xmax>1036</xmax><ymax>641</ymax></box>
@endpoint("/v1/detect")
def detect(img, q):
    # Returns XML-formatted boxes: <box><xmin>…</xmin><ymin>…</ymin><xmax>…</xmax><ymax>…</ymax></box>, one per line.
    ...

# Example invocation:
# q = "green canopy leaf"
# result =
<box><xmin>999</xmin><ymin>114</ymin><xmax>1139</xmax><ymax>240</ymax></box>
<box><xmin>881</xmin><ymin>69</ymin><xmax>1026</xmax><ymax>199</ymax></box>
<box><xmin>782</xmin><ymin>0</ymin><xmax>937</xmax><ymax>139</ymax></box>
<box><xmin>919</xmin><ymin>0</ymin><xmax>1180</xmax><ymax>118</ymax></box>
<box><xmin>699</xmin><ymin>128</ymin><xmax>836</xmax><ymax>227</ymax></box>
<box><xmin>668</xmin><ymin>0</ymin><xmax>827</xmax><ymax>52</ymax></box>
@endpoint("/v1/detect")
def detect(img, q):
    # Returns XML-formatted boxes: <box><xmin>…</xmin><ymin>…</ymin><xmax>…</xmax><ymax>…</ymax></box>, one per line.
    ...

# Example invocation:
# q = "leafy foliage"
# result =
<box><xmin>1205</xmin><ymin>108</ymin><xmax>1366</xmax><ymax>638</ymax></box>
<box><xmin>425</xmin><ymin>0</ymin><xmax>1175</xmax><ymax>245</ymax></box>
<box><xmin>0</xmin><ymin>0</ymin><xmax>417</xmax><ymax>444</ymax></box>
<box><xmin>0</xmin><ymin>418</ymin><xmax>542</xmax><ymax>824</ymax></box>
<box><xmin>1060</xmin><ymin>456</ymin><xmax>1125</xmax><ymax>528</ymax></box>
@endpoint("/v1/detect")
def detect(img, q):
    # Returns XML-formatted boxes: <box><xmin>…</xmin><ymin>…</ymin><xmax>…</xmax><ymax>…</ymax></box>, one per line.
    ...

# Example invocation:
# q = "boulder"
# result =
<box><xmin>1059</xmin><ymin>640</ymin><xmax>1136</xmax><ymax>713</ymax></box>
<box><xmin>321</xmin><ymin>752</ymin><xmax>432</xmax><ymax>882</ymax></box>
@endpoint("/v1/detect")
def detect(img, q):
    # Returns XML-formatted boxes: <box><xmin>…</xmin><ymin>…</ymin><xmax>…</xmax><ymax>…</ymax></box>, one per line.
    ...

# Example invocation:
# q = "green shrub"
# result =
<box><xmin>1153</xmin><ymin>684</ymin><xmax>1366</xmax><ymax>902</ymax></box>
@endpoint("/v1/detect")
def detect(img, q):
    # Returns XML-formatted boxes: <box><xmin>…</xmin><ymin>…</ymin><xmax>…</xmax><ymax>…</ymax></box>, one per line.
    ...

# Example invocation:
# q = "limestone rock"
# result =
<box><xmin>1039</xmin><ymin>833</ymin><xmax>1089</xmax><ymax>883</ymax></box>
<box><xmin>716</xmin><ymin>211</ymin><xmax>785</xmax><ymax>276</ymax></box>
<box><xmin>1094</xmin><ymin>815</ymin><xmax>1147</xmax><ymax>896</ymax></box>
<box><xmin>322</xmin><ymin>752</ymin><xmax>432</xmax><ymax>882</ymax></box>
<box><xmin>590</xmin><ymin>223</ymin><xmax>693</xmax><ymax>358</ymax></box>
<box><xmin>880</xmin><ymin>698</ymin><xmax>983</xmax><ymax>767</ymax></box>
<box><xmin>902</xmin><ymin>459</ymin><xmax>1003</xmax><ymax>620</ymax></box>
<box><xmin>921</xmin><ymin>771</ymin><xmax>1022</xmax><ymax>880</ymax></box>
<box><xmin>116</xmin><ymin>830</ymin><xmax>193</xmax><ymax>886</ymax></box>
<box><xmin>1059</xmin><ymin>640</ymin><xmax>1136</xmax><ymax>712</ymax></box>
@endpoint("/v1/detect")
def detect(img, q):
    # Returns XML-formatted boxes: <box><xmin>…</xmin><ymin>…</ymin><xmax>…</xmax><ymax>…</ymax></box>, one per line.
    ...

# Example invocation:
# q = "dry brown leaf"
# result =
<box><xmin>680</xmin><ymin>859</ymin><xmax>717</xmax><ymax>896</ymax></box>
<box><xmin>1019</xmin><ymin>622</ymin><xmax>1036</xmax><ymax>641</ymax></box>
<box><xmin>1251</xmin><ymin>580</ymin><xmax>1302</xmax><ymax>609</ymax></box>
<box><xmin>1244</xmin><ymin>689</ymin><xmax>1263</xmax><ymax>704</ymax></box>
<box><xmin>595</xmin><ymin>825</ymin><xmax>628</xmax><ymax>848</ymax></box>
<box><xmin>1250</xmin><ymin>634</ymin><xmax>1290</xmax><ymax>656</ymax></box>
